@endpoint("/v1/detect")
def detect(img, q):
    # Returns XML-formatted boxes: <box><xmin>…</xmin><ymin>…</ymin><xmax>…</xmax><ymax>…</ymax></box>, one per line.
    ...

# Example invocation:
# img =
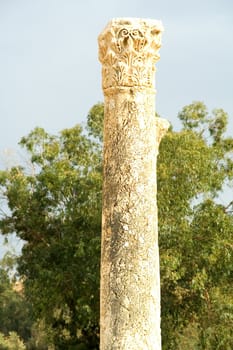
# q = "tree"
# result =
<box><xmin>0</xmin><ymin>116</ymin><xmax>103</xmax><ymax>349</ymax></box>
<box><xmin>0</xmin><ymin>254</ymin><xmax>33</xmax><ymax>344</ymax></box>
<box><xmin>157</xmin><ymin>102</ymin><xmax>233</xmax><ymax>349</ymax></box>
<box><xmin>0</xmin><ymin>332</ymin><xmax>26</xmax><ymax>350</ymax></box>
<box><xmin>0</xmin><ymin>101</ymin><xmax>232</xmax><ymax>349</ymax></box>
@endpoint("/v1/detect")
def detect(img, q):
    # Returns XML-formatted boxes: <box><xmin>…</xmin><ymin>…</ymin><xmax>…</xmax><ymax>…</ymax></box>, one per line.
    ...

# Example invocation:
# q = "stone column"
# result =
<box><xmin>98</xmin><ymin>18</ymin><xmax>169</xmax><ymax>350</ymax></box>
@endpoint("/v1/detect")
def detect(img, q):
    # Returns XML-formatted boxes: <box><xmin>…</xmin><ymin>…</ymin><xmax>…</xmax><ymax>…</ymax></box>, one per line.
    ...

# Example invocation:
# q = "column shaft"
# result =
<box><xmin>98</xmin><ymin>18</ymin><xmax>169</xmax><ymax>350</ymax></box>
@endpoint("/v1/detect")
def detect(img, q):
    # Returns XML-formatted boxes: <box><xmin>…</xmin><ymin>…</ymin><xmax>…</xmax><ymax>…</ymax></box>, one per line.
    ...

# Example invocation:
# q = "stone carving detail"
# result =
<box><xmin>98</xmin><ymin>18</ymin><xmax>163</xmax><ymax>89</ymax></box>
<box><xmin>99</xmin><ymin>18</ymin><xmax>169</xmax><ymax>350</ymax></box>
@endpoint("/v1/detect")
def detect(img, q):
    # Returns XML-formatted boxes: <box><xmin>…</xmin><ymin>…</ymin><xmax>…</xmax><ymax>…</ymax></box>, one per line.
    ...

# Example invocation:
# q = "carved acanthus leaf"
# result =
<box><xmin>98</xmin><ymin>18</ymin><xmax>163</xmax><ymax>90</ymax></box>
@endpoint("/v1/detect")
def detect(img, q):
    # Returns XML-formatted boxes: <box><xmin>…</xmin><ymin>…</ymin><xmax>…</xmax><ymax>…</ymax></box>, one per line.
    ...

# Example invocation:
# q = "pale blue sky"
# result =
<box><xmin>0</xmin><ymin>0</ymin><xmax>232</xmax><ymax>154</ymax></box>
<box><xmin>0</xmin><ymin>0</ymin><xmax>233</xmax><ymax>255</ymax></box>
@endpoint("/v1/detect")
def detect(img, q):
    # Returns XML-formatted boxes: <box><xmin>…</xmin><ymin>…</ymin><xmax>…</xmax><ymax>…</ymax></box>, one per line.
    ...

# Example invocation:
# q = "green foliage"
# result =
<box><xmin>87</xmin><ymin>103</ymin><xmax>104</xmax><ymax>142</ymax></box>
<box><xmin>0</xmin><ymin>332</ymin><xmax>26</xmax><ymax>350</ymax></box>
<box><xmin>0</xmin><ymin>256</ymin><xmax>33</xmax><ymax>344</ymax></box>
<box><xmin>0</xmin><ymin>121</ymin><xmax>102</xmax><ymax>349</ymax></box>
<box><xmin>158</xmin><ymin>101</ymin><xmax>233</xmax><ymax>349</ymax></box>
<box><xmin>0</xmin><ymin>101</ymin><xmax>232</xmax><ymax>349</ymax></box>
<box><xmin>26</xmin><ymin>320</ymin><xmax>55</xmax><ymax>350</ymax></box>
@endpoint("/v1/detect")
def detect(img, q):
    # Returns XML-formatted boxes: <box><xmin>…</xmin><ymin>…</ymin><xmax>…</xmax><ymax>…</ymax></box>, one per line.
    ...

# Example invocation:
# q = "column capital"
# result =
<box><xmin>98</xmin><ymin>18</ymin><xmax>163</xmax><ymax>90</ymax></box>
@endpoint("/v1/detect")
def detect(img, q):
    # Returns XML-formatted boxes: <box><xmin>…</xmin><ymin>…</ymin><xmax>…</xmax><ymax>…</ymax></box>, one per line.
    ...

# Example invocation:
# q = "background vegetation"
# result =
<box><xmin>0</xmin><ymin>101</ymin><xmax>232</xmax><ymax>349</ymax></box>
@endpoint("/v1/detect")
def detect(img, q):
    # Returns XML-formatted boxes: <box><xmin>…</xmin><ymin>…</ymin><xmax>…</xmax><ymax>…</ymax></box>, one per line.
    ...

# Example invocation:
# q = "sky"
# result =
<box><xmin>0</xmin><ymin>0</ymin><xmax>233</xmax><ymax>256</ymax></box>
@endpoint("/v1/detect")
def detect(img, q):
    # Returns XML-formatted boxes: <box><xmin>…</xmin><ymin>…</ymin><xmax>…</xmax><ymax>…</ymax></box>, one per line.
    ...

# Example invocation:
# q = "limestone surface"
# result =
<box><xmin>99</xmin><ymin>18</ymin><xmax>169</xmax><ymax>350</ymax></box>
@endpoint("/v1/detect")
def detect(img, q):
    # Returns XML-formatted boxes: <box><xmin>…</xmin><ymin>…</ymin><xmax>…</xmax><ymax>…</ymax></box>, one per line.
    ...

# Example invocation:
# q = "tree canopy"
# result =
<box><xmin>0</xmin><ymin>253</ymin><xmax>33</xmax><ymax>349</ymax></box>
<box><xmin>0</xmin><ymin>101</ymin><xmax>232</xmax><ymax>349</ymax></box>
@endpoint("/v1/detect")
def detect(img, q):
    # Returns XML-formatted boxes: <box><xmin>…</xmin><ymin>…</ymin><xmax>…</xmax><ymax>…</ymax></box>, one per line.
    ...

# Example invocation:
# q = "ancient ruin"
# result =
<box><xmin>98</xmin><ymin>18</ymin><xmax>169</xmax><ymax>350</ymax></box>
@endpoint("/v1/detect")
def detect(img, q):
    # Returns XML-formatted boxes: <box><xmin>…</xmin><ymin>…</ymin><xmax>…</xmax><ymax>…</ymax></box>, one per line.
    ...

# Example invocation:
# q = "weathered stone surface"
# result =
<box><xmin>99</xmin><ymin>18</ymin><xmax>169</xmax><ymax>350</ymax></box>
<box><xmin>98</xmin><ymin>18</ymin><xmax>163</xmax><ymax>90</ymax></box>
